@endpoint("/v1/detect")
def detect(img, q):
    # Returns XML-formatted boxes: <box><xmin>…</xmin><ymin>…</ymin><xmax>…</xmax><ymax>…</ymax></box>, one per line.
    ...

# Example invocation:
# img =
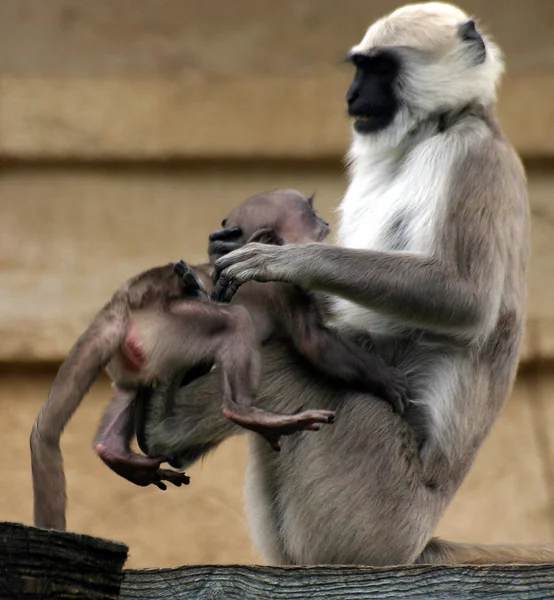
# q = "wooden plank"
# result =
<box><xmin>0</xmin><ymin>521</ymin><xmax>128</xmax><ymax>599</ymax></box>
<box><xmin>1</xmin><ymin>521</ymin><xmax>554</xmax><ymax>599</ymax></box>
<box><xmin>0</xmin><ymin>74</ymin><xmax>349</xmax><ymax>161</ymax></box>
<box><xmin>1</xmin><ymin>74</ymin><xmax>553</xmax><ymax>160</ymax></box>
<box><xmin>121</xmin><ymin>564</ymin><xmax>554</xmax><ymax>599</ymax></box>
<box><xmin>1</xmin><ymin>0</ymin><xmax>553</xmax><ymax>78</ymax></box>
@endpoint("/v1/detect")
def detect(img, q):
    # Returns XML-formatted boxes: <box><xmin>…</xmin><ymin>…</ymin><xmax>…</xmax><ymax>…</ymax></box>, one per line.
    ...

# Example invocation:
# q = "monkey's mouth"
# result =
<box><xmin>350</xmin><ymin>115</ymin><xmax>375</xmax><ymax>134</ymax></box>
<box><xmin>349</xmin><ymin>110</ymin><xmax>394</xmax><ymax>134</ymax></box>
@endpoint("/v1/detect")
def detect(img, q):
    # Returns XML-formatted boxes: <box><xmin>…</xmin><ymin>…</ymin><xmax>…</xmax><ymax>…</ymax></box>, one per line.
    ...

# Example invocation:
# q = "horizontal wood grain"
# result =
<box><xmin>1</xmin><ymin>73</ymin><xmax>553</xmax><ymax>160</ymax></box>
<box><xmin>2</xmin><ymin>521</ymin><xmax>554</xmax><ymax>600</ymax></box>
<box><xmin>120</xmin><ymin>564</ymin><xmax>554</xmax><ymax>599</ymax></box>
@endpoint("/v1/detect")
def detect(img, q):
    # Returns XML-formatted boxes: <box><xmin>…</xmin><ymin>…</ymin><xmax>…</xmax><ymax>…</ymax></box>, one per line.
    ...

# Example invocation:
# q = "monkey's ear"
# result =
<box><xmin>248</xmin><ymin>227</ymin><xmax>284</xmax><ymax>246</ymax></box>
<box><xmin>459</xmin><ymin>20</ymin><xmax>480</xmax><ymax>41</ymax></box>
<box><xmin>307</xmin><ymin>192</ymin><xmax>316</xmax><ymax>208</ymax></box>
<box><xmin>459</xmin><ymin>19</ymin><xmax>486</xmax><ymax>64</ymax></box>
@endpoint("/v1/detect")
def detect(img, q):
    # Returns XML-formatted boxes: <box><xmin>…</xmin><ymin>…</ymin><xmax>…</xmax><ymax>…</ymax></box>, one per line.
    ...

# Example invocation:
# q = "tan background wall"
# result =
<box><xmin>1</xmin><ymin>0</ymin><xmax>554</xmax><ymax>568</ymax></box>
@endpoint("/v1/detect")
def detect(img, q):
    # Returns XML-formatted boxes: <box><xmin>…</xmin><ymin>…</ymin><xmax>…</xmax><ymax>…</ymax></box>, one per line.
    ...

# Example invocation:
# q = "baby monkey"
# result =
<box><xmin>31</xmin><ymin>189</ymin><xmax>409</xmax><ymax>531</ymax></box>
<box><xmin>103</xmin><ymin>190</ymin><xmax>409</xmax><ymax>473</ymax></box>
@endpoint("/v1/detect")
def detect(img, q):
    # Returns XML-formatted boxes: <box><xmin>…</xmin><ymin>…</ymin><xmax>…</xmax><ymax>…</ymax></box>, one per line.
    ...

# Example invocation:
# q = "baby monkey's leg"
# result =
<box><xmin>169</xmin><ymin>300</ymin><xmax>334</xmax><ymax>452</ymax></box>
<box><xmin>94</xmin><ymin>388</ymin><xmax>190</xmax><ymax>490</ymax></box>
<box><xmin>215</xmin><ymin>307</ymin><xmax>335</xmax><ymax>452</ymax></box>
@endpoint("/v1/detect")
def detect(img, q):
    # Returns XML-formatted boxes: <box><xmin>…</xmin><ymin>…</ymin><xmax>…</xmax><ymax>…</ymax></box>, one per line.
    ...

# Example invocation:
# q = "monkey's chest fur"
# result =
<box><xmin>333</xmin><ymin>143</ymin><xmax>453</xmax><ymax>340</ymax></box>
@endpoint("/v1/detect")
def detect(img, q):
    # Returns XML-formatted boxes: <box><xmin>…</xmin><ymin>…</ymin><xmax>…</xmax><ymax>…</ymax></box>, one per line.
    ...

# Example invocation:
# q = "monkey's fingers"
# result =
<box><xmin>211</xmin><ymin>261</ymin><xmax>229</xmax><ymax>288</ymax></box>
<box><xmin>173</xmin><ymin>260</ymin><xmax>191</xmax><ymax>277</ymax></box>
<box><xmin>155</xmin><ymin>469</ymin><xmax>191</xmax><ymax>488</ymax></box>
<box><xmin>372</xmin><ymin>386</ymin><xmax>408</xmax><ymax>415</ymax></box>
<box><xmin>174</xmin><ymin>261</ymin><xmax>204</xmax><ymax>292</ymax></box>
<box><xmin>211</xmin><ymin>277</ymin><xmax>241</xmax><ymax>303</ymax></box>
<box><xmin>222</xmin><ymin>279</ymin><xmax>242</xmax><ymax>302</ymax></box>
<box><xmin>209</xmin><ymin>227</ymin><xmax>244</xmax><ymax>261</ymax></box>
<box><xmin>209</xmin><ymin>226</ymin><xmax>243</xmax><ymax>242</ymax></box>
<box><xmin>366</xmin><ymin>366</ymin><xmax>412</xmax><ymax>415</ymax></box>
<box><xmin>133</xmin><ymin>468</ymin><xmax>190</xmax><ymax>490</ymax></box>
<box><xmin>382</xmin><ymin>373</ymin><xmax>412</xmax><ymax>415</ymax></box>
<box><xmin>383</xmin><ymin>392</ymin><xmax>407</xmax><ymax>415</ymax></box>
<box><xmin>290</xmin><ymin>410</ymin><xmax>336</xmax><ymax>430</ymax></box>
<box><xmin>209</xmin><ymin>241</ymin><xmax>244</xmax><ymax>260</ymax></box>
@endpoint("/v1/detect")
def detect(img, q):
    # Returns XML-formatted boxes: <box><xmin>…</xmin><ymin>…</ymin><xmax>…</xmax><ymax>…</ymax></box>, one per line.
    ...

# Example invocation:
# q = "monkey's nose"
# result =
<box><xmin>346</xmin><ymin>83</ymin><xmax>360</xmax><ymax>106</ymax></box>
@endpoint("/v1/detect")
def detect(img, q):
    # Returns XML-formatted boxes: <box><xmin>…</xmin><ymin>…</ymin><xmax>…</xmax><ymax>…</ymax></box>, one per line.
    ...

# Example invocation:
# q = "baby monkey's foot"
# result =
<box><xmin>222</xmin><ymin>406</ymin><xmax>335</xmax><ymax>451</ymax></box>
<box><xmin>95</xmin><ymin>443</ymin><xmax>190</xmax><ymax>491</ymax></box>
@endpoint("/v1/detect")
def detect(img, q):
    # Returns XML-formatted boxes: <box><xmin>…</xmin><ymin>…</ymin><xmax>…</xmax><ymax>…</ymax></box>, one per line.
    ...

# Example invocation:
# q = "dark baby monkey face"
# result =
<box><xmin>223</xmin><ymin>189</ymin><xmax>330</xmax><ymax>245</ymax></box>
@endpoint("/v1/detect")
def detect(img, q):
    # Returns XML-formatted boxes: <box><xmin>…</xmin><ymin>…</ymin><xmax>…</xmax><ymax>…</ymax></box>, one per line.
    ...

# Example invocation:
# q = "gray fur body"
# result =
<box><xmin>143</xmin><ymin>3</ymin><xmax>552</xmax><ymax>564</ymax></box>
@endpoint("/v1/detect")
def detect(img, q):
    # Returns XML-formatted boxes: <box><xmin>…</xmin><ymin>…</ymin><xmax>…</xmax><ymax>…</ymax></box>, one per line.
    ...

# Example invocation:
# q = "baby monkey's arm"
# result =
<box><xmin>269</xmin><ymin>285</ymin><xmax>411</xmax><ymax>414</ymax></box>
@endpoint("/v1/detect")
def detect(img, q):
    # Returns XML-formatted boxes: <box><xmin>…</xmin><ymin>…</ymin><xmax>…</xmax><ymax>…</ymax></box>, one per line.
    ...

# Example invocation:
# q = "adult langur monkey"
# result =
<box><xmin>139</xmin><ymin>3</ymin><xmax>552</xmax><ymax>564</ymax></box>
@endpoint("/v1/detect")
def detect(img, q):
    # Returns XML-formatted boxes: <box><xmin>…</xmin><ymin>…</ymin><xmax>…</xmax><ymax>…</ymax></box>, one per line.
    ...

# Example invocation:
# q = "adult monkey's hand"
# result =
<box><xmin>213</xmin><ymin>242</ymin><xmax>315</xmax><ymax>303</ymax></box>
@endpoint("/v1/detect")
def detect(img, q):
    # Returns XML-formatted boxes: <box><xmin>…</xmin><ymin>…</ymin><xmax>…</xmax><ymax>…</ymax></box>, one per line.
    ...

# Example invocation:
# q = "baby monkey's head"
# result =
<box><xmin>224</xmin><ymin>189</ymin><xmax>330</xmax><ymax>245</ymax></box>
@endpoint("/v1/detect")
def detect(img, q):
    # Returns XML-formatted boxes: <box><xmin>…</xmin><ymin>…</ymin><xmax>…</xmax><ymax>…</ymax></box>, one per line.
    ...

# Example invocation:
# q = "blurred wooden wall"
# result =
<box><xmin>1</xmin><ymin>0</ymin><xmax>553</xmax><ymax>568</ymax></box>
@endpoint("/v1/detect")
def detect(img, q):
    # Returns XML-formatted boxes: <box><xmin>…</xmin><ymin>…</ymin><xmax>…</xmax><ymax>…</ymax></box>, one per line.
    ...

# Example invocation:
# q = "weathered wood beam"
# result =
<box><xmin>0</xmin><ymin>521</ymin><xmax>128</xmax><ymax>599</ymax></box>
<box><xmin>121</xmin><ymin>563</ymin><xmax>554</xmax><ymax>599</ymax></box>
<box><xmin>1</xmin><ymin>522</ymin><xmax>554</xmax><ymax>600</ymax></box>
<box><xmin>1</xmin><ymin>74</ymin><xmax>553</xmax><ymax>161</ymax></box>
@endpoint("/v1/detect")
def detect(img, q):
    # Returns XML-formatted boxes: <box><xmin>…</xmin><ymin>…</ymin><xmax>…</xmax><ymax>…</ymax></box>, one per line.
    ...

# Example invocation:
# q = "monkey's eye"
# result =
<box><xmin>348</xmin><ymin>53</ymin><xmax>367</xmax><ymax>69</ymax></box>
<box><xmin>348</xmin><ymin>51</ymin><xmax>398</xmax><ymax>77</ymax></box>
<box><xmin>221</xmin><ymin>219</ymin><xmax>227</xmax><ymax>227</ymax></box>
<box><xmin>371</xmin><ymin>54</ymin><xmax>397</xmax><ymax>76</ymax></box>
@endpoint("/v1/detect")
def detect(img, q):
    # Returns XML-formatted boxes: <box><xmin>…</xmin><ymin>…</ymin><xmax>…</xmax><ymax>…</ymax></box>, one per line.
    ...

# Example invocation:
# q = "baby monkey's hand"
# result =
<box><xmin>174</xmin><ymin>260</ymin><xmax>207</xmax><ymax>298</ymax></box>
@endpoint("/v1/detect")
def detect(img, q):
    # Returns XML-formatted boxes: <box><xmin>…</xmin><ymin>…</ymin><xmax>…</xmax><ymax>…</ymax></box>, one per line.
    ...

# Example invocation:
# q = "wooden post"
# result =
<box><xmin>0</xmin><ymin>522</ymin><xmax>128</xmax><ymax>599</ymax></box>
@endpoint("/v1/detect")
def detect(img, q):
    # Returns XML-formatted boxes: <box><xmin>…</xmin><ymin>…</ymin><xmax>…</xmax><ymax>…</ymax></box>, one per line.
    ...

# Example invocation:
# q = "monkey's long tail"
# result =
<box><xmin>417</xmin><ymin>537</ymin><xmax>554</xmax><ymax>564</ymax></box>
<box><xmin>30</xmin><ymin>306</ymin><xmax>127</xmax><ymax>531</ymax></box>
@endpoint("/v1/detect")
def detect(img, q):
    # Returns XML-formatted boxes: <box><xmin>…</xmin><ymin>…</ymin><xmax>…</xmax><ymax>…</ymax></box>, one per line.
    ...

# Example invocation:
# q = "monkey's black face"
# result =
<box><xmin>346</xmin><ymin>49</ymin><xmax>400</xmax><ymax>134</ymax></box>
